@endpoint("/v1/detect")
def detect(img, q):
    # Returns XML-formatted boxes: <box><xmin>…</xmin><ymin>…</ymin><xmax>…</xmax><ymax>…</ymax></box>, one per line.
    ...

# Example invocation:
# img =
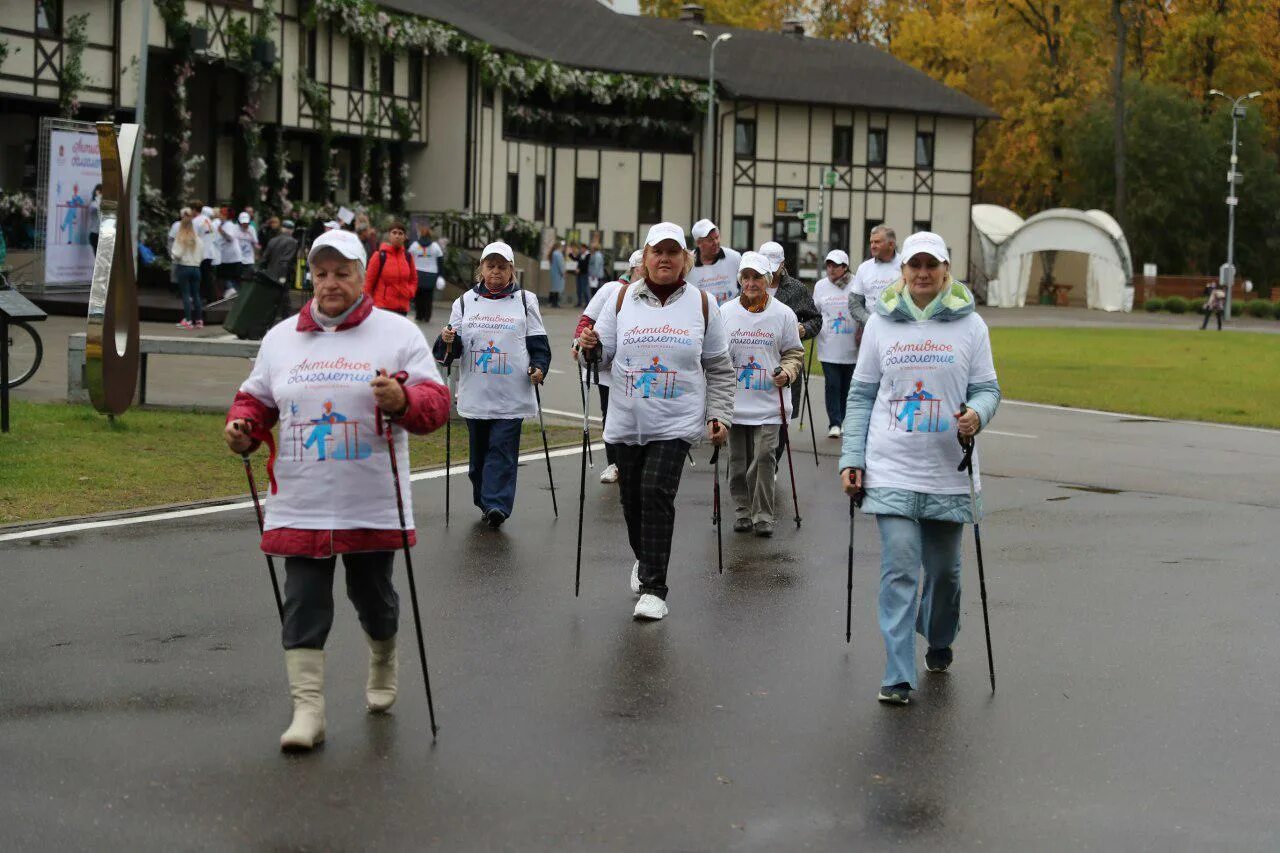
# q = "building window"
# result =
<box><xmin>867</xmin><ymin>129</ymin><xmax>887</xmax><ymax>167</ymax></box>
<box><xmin>912</xmin><ymin>220</ymin><xmax>932</xmax><ymax>234</ymax></box>
<box><xmin>379</xmin><ymin>52</ymin><xmax>395</xmax><ymax>94</ymax></box>
<box><xmin>482</xmin><ymin>85</ymin><xmax>495</xmax><ymax>108</ymax></box>
<box><xmin>915</xmin><ymin>132</ymin><xmax>935</xmax><ymax>168</ymax></box>
<box><xmin>349</xmin><ymin>41</ymin><xmax>364</xmax><ymax>89</ymax></box>
<box><xmin>36</xmin><ymin>0</ymin><xmax>59</xmax><ymax>35</ymax></box>
<box><xmin>408</xmin><ymin>53</ymin><xmax>422</xmax><ymax>100</ymax></box>
<box><xmin>574</xmin><ymin>178</ymin><xmax>599</xmax><ymax>223</ymax></box>
<box><xmin>534</xmin><ymin>175</ymin><xmax>546</xmax><ymax>222</ymax></box>
<box><xmin>829</xmin><ymin>218</ymin><xmax>850</xmax><ymax>253</ymax></box>
<box><xmin>506</xmin><ymin>173</ymin><xmax>519</xmax><ymax>215</ymax></box>
<box><xmin>731</xmin><ymin>216</ymin><xmax>752</xmax><ymax>252</ymax></box>
<box><xmin>303</xmin><ymin>28</ymin><xmax>317</xmax><ymax>80</ymax></box>
<box><xmin>863</xmin><ymin>219</ymin><xmax>881</xmax><ymax>258</ymax></box>
<box><xmin>832</xmin><ymin>125</ymin><xmax>853</xmax><ymax>167</ymax></box>
<box><xmin>734</xmin><ymin>119</ymin><xmax>757</xmax><ymax>158</ymax></box>
<box><xmin>638</xmin><ymin>181</ymin><xmax>662</xmax><ymax>224</ymax></box>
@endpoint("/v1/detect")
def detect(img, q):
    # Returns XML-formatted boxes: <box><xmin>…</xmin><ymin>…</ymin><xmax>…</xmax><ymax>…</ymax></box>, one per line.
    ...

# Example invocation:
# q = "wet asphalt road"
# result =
<box><xmin>2</xmin><ymin>403</ymin><xmax>1279</xmax><ymax>850</ymax></box>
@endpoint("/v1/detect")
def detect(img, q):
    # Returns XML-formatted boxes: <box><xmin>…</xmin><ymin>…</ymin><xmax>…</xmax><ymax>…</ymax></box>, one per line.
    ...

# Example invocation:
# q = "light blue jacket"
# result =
<box><xmin>838</xmin><ymin>278</ymin><xmax>1000</xmax><ymax>523</ymax></box>
<box><xmin>549</xmin><ymin>249</ymin><xmax>565</xmax><ymax>293</ymax></box>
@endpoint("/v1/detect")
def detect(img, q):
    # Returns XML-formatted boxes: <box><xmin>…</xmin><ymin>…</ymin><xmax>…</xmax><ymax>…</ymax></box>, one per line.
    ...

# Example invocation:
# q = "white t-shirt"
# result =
<box><xmin>853</xmin><ymin>254</ymin><xmax>902</xmax><ymax>311</ymax></box>
<box><xmin>448</xmin><ymin>288</ymin><xmax>545</xmax><ymax>420</ymax></box>
<box><xmin>580</xmin><ymin>279</ymin><xmax>624</xmax><ymax>388</ymax></box>
<box><xmin>193</xmin><ymin>214</ymin><xmax>217</xmax><ymax>261</ymax></box>
<box><xmin>687</xmin><ymin>248</ymin><xmax>742</xmax><ymax>307</ymax></box>
<box><xmin>854</xmin><ymin>312</ymin><xmax>997</xmax><ymax>495</ymax></box>
<box><xmin>814</xmin><ymin>277</ymin><xmax>859</xmax><ymax>364</ymax></box>
<box><xmin>218</xmin><ymin>220</ymin><xmax>241</xmax><ymax>264</ymax></box>
<box><xmin>721</xmin><ymin>296</ymin><xmax>802</xmax><ymax>426</ymax></box>
<box><xmin>409</xmin><ymin>240</ymin><xmax>443</xmax><ymax>275</ymax></box>
<box><xmin>593</xmin><ymin>282</ymin><xmax>728</xmax><ymax>446</ymax></box>
<box><xmin>238</xmin><ymin>308</ymin><xmax>443</xmax><ymax>532</ymax></box>
<box><xmin>238</xmin><ymin>226</ymin><xmax>258</xmax><ymax>265</ymax></box>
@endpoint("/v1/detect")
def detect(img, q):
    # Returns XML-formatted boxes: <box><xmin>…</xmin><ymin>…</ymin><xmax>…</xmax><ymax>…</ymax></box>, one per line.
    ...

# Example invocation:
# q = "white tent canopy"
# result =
<box><xmin>971</xmin><ymin>206</ymin><xmax>1134</xmax><ymax>311</ymax></box>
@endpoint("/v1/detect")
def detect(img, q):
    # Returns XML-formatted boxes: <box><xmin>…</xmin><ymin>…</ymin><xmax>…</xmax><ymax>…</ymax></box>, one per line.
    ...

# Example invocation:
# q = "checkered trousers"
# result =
<box><xmin>614</xmin><ymin>438</ymin><xmax>691</xmax><ymax>601</ymax></box>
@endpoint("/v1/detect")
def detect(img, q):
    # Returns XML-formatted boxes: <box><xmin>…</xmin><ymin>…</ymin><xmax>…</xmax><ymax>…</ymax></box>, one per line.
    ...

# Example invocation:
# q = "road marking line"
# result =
<box><xmin>984</xmin><ymin>429</ymin><xmax>1037</xmax><ymax>439</ymax></box>
<box><xmin>1005</xmin><ymin>399</ymin><xmax>1278</xmax><ymax>434</ymax></box>
<box><xmin>541</xmin><ymin>407</ymin><xmax>603</xmax><ymax>422</ymax></box>
<box><xmin>0</xmin><ymin>443</ymin><xmax>606</xmax><ymax>544</ymax></box>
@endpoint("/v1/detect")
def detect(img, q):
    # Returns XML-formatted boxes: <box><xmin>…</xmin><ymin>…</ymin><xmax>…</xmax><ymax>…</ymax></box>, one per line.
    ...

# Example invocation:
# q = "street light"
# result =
<box><xmin>692</xmin><ymin>30</ymin><xmax>732</xmax><ymax>220</ymax></box>
<box><xmin>1209</xmin><ymin>88</ymin><xmax>1263</xmax><ymax>321</ymax></box>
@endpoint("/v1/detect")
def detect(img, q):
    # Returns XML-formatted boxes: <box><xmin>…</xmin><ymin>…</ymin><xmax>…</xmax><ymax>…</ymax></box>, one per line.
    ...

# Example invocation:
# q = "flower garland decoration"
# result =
<box><xmin>57</xmin><ymin>13</ymin><xmax>90</xmax><ymax>118</ymax></box>
<box><xmin>172</xmin><ymin>61</ymin><xmax>205</xmax><ymax>202</ymax></box>
<box><xmin>306</xmin><ymin>0</ymin><xmax>708</xmax><ymax>111</ymax></box>
<box><xmin>379</xmin><ymin>144</ymin><xmax>391</xmax><ymax>205</ymax></box>
<box><xmin>297</xmin><ymin>76</ymin><xmax>339</xmax><ymax>202</ymax></box>
<box><xmin>506</xmin><ymin>104</ymin><xmax>694</xmax><ymax>140</ymax></box>
<box><xmin>270</xmin><ymin>125</ymin><xmax>293</xmax><ymax>213</ymax></box>
<box><xmin>358</xmin><ymin>112</ymin><xmax>376</xmax><ymax>203</ymax></box>
<box><xmin>227</xmin><ymin>0</ymin><xmax>281</xmax><ymax>205</ymax></box>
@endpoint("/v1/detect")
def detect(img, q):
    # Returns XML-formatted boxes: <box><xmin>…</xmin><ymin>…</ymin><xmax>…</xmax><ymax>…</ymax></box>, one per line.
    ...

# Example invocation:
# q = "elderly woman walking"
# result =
<box><xmin>721</xmin><ymin>251</ymin><xmax>804</xmax><ymax>536</ymax></box>
<box><xmin>577</xmin><ymin>223</ymin><xmax>734</xmax><ymax>621</ymax></box>
<box><xmin>838</xmin><ymin>232</ymin><xmax>1000</xmax><ymax>706</ymax></box>
<box><xmin>224</xmin><ymin>229</ymin><xmax>450</xmax><ymax>750</ymax></box>
<box><xmin>434</xmin><ymin>242</ymin><xmax>551</xmax><ymax>528</ymax></box>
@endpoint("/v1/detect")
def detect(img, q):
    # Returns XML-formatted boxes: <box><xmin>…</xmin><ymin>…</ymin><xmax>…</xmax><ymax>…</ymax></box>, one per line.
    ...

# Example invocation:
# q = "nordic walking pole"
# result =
<box><xmin>710</xmin><ymin>419</ymin><xmax>723</xmax><ymax>575</ymax></box>
<box><xmin>846</xmin><ymin>480</ymin><xmax>864</xmax><ymax>644</ymax></box>
<box><xmin>578</xmin><ymin>357</ymin><xmax>594</xmax><ymax>468</ymax></box>
<box><xmin>375</xmin><ymin>383</ymin><xmax>439</xmax><ymax>738</ymax></box>
<box><xmin>440</xmin><ymin>327</ymin><xmax>456</xmax><ymax>526</ymax></box>
<box><xmin>574</xmin><ymin>352</ymin><xmax>598</xmax><ymax>597</ymax></box>
<box><xmin>530</xmin><ymin>371</ymin><xmax>559</xmax><ymax>518</ymax></box>
<box><xmin>234</xmin><ymin>423</ymin><xmax>283</xmax><ymax>623</ymax></box>
<box><xmin>774</xmin><ymin>368</ymin><xmax>801</xmax><ymax>528</ymax></box>
<box><xmin>800</xmin><ymin>345</ymin><xmax>820</xmax><ymax>466</ymax></box>
<box><xmin>958</xmin><ymin>404</ymin><xmax>996</xmax><ymax>693</ymax></box>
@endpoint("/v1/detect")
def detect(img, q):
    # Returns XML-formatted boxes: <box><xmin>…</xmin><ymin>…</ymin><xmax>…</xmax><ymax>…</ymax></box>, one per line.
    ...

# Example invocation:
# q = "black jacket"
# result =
<box><xmin>774</xmin><ymin>272</ymin><xmax>822</xmax><ymax>340</ymax></box>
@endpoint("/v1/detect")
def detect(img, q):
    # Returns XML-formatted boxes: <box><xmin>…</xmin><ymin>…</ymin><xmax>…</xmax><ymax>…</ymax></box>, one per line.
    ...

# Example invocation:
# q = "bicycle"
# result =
<box><xmin>0</xmin><ymin>268</ymin><xmax>44</xmax><ymax>389</ymax></box>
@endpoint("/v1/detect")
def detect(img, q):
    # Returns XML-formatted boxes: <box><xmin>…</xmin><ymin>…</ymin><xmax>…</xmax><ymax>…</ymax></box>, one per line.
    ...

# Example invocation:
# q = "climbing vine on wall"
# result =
<box><xmin>57</xmin><ymin>14</ymin><xmax>89</xmax><ymax>118</ymax></box>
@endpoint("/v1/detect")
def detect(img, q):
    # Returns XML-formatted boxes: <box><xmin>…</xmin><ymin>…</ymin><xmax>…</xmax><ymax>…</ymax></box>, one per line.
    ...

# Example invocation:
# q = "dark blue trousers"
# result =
<box><xmin>466</xmin><ymin>418</ymin><xmax>523</xmax><ymax>517</ymax></box>
<box><xmin>821</xmin><ymin>361</ymin><xmax>855</xmax><ymax>429</ymax></box>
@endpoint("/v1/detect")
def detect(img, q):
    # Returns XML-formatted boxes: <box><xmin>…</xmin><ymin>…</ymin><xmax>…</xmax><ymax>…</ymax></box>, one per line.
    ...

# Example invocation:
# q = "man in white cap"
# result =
<box><xmin>194</xmin><ymin>205</ymin><xmax>218</xmax><ymax>302</ymax></box>
<box><xmin>686</xmin><ymin>218</ymin><xmax>742</xmax><ymax>307</ymax></box>
<box><xmin>850</xmin><ymin>224</ymin><xmax>902</xmax><ymax>323</ymax></box>
<box><xmin>814</xmin><ymin>247</ymin><xmax>857</xmax><ymax>438</ymax></box>
<box><xmin>237</xmin><ymin>211</ymin><xmax>260</xmax><ymax>274</ymax></box>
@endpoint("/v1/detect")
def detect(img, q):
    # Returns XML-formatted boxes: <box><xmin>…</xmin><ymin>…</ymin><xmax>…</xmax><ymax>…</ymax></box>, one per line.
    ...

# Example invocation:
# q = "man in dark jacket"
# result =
<box><xmin>259</xmin><ymin>219</ymin><xmax>299</xmax><ymax>319</ymax></box>
<box><xmin>759</xmin><ymin>241</ymin><xmax>821</xmax><ymax>461</ymax></box>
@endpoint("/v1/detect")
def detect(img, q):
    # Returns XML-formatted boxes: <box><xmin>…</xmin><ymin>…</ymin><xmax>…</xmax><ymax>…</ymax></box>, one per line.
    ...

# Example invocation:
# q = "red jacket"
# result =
<box><xmin>226</xmin><ymin>296</ymin><xmax>450</xmax><ymax>558</ymax></box>
<box><xmin>364</xmin><ymin>243</ymin><xmax>417</xmax><ymax>313</ymax></box>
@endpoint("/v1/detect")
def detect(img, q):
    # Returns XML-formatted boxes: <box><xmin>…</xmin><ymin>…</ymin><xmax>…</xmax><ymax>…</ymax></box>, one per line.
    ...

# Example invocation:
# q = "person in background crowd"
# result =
<box><xmin>193</xmin><ymin>205</ymin><xmax>218</xmax><ymax>303</ymax></box>
<box><xmin>259</xmin><ymin>215</ymin><xmax>281</xmax><ymax>249</ymax></box>
<box><xmin>237</xmin><ymin>211</ymin><xmax>260</xmax><ymax>282</ymax></box>
<box><xmin>757</xmin><ymin>240</ymin><xmax>822</xmax><ymax>461</ymax></box>
<box><xmin>589</xmin><ymin>242</ymin><xmax>606</xmax><ymax>296</ymax></box>
<box><xmin>814</xmin><ymin>249</ymin><xmax>858</xmax><ymax>438</ymax></box>
<box><xmin>573</xmin><ymin>243</ymin><xmax>591</xmax><ymax>309</ymax></box>
<box><xmin>215</xmin><ymin>207</ymin><xmax>241</xmax><ymax>299</ymax></box>
<box><xmin>408</xmin><ymin>223</ymin><xmax>444</xmax><ymax>324</ymax></box>
<box><xmin>364</xmin><ymin>221</ymin><xmax>416</xmax><ymax>316</ymax></box>
<box><xmin>850</xmin><ymin>225</ymin><xmax>902</xmax><ymax>323</ymax></box>
<box><xmin>549</xmin><ymin>239</ymin><xmax>566</xmax><ymax>309</ymax></box>
<box><xmin>170</xmin><ymin>209</ymin><xmax>204</xmax><ymax>330</ymax></box>
<box><xmin>261</xmin><ymin>219</ymin><xmax>300</xmax><ymax>320</ymax></box>
<box><xmin>1200</xmin><ymin>279</ymin><xmax>1226</xmax><ymax>331</ymax></box>
<box><xmin>87</xmin><ymin>184</ymin><xmax>102</xmax><ymax>253</ymax></box>
<box><xmin>687</xmin><ymin>218</ymin><xmax>742</xmax><ymax>306</ymax></box>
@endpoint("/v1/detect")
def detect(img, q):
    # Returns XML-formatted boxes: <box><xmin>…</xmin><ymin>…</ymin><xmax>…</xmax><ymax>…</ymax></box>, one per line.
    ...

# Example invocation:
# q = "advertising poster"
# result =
<box><xmin>44</xmin><ymin>129</ymin><xmax>102</xmax><ymax>283</ymax></box>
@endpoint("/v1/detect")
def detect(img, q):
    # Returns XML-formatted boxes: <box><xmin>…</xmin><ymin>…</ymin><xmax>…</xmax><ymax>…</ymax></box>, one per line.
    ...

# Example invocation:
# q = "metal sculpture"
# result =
<box><xmin>85</xmin><ymin>121</ymin><xmax>141</xmax><ymax>415</ymax></box>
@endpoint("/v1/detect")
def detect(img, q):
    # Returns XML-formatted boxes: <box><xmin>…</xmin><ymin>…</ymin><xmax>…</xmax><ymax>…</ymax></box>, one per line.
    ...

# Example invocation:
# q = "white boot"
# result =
<box><xmin>365</xmin><ymin>633</ymin><xmax>398</xmax><ymax>713</ymax></box>
<box><xmin>280</xmin><ymin>649</ymin><xmax>326</xmax><ymax>751</ymax></box>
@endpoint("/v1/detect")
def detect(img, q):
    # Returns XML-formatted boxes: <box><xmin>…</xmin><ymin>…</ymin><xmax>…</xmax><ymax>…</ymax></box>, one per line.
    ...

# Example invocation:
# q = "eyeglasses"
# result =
<box><xmin>906</xmin><ymin>258</ymin><xmax>941</xmax><ymax>270</ymax></box>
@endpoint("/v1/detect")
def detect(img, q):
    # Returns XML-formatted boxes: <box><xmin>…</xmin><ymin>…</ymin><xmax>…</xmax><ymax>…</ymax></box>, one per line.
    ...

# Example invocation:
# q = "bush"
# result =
<box><xmin>1231</xmin><ymin>301</ymin><xmax>1244</xmax><ymax>317</ymax></box>
<box><xmin>1144</xmin><ymin>297</ymin><xmax>1165</xmax><ymax>312</ymax></box>
<box><xmin>1188</xmin><ymin>298</ymin><xmax>1206</xmax><ymax>314</ymax></box>
<box><xmin>1165</xmin><ymin>296</ymin><xmax>1189</xmax><ymax>314</ymax></box>
<box><xmin>1244</xmin><ymin>299</ymin><xmax>1274</xmax><ymax>319</ymax></box>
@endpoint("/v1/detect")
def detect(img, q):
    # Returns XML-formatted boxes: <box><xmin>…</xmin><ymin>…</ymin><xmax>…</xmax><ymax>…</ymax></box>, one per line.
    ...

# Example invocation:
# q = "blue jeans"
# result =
<box><xmin>576</xmin><ymin>276</ymin><xmax>591</xmax><ymax>307</ymax></box>
<box><xmin>466</xmin><ymin>418</ymin><xmax>523</xmax><ymax>517</ymax></box>
<box><xmin>176</xmin><ymin>264</ymin><xmax>203</xmax><ymax>323</ymax></box>
<box><xmin>875</xmin><ymin>515</ymin><xmax>964</xmax><ymax>688</ymax></box>
<box><xmin>821</xmin><ymin>361</ymin><xmax>854</xmax><ymax>428</ymax></box>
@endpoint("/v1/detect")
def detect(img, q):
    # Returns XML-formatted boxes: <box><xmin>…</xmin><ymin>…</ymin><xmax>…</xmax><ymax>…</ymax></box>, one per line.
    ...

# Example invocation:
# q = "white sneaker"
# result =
<box><xmin>599</xmin><ymin>463</ymin><xmax>620</xmax><ymax>484</ymax></box>
<box><xmin>827</xmin><ymin>425</ymin><xmax>842</xmax><ymax>438</ymax></box>
<box><xmin>633</xmin><ymin>593</ymin><xmax>668</xmax><ymax>621</ymax></box>
<box><xmin>224</xmin><ymin>287</ymin><xmax>238</xmax><ymax>298</ymax></box>
<box><xmin>630</xmin><ymin>560</ymin><xmax>641</xmax><ymax>594</ymax></box>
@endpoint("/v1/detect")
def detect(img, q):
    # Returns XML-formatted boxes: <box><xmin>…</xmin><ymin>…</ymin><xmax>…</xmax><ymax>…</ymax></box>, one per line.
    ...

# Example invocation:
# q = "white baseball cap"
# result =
<box><xmin>480</xmin><ymin>241</ymin><xmax>514</xmax><ymax>264</ymax></box>
<box><xmin>200</xmin><ymin>206</ymin><xmax>214</xmax><ymax>218</ymax></box>
<box><xmin>628</xmin><ymin>249</ymin><xmax>644</xmax><ymax>268</ymax></box>
<box><xmin>308</xmin><ymin>228</ymin><xmax>367</xmax><ymax>265</ymax></box>
<box><xmin>900</xmin><ymin>231</ymin><xmax>950</xmax><ymax>264</ymax></box>
<box><xmin>237</xmin><ymin>212</ymin><xmax>250</xmax><ymax>224</ymax></box>
<box><xmin>690</xmin><ymin>219</ymin><xmax>718</xmax><ymax>240</ymax></box>
<box><xmin>759</xmin><ymin>241</ymin><xmax>785</xmax><ymax>272</ymax></box>
<box><xmin>323</xmin><ymin>220</ymin><xmax>340</xmax><ymax>231</ymax></box>
<box><xmin>644</xmin><ymin>222</ymin><xmax>687</xmax><ymax>250</ymax></box>
<box><xmin>825</xmin><ymin>249</ymin><xmax>850</xmax><ymax>267</ymax></box>
<box><xmin>738</xmin><ymin>251</ymin><xmax>772</xmax><ymax>277</ymax></box>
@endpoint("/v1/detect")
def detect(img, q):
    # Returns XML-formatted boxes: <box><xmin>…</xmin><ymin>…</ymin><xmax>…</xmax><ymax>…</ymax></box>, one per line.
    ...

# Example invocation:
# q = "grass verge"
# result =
<box><xmin>0</xmin><ymin>402</ymin><xmax>584</xmax><ymax>525</ymax></box>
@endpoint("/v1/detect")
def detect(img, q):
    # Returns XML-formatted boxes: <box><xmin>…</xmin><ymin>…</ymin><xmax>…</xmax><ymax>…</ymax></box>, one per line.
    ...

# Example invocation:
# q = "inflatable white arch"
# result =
<box><xmin>972</xmin><ymin>206</ymin><xmax>1134</xmax><ymax>311</ymax></box>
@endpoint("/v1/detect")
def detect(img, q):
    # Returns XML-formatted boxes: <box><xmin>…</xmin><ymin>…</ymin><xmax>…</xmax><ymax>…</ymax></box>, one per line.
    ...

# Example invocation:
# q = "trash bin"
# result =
<box><xmin>223</xmin><ymin>270</ymin><xmax>284</xmax><ymax>340</ymax></box>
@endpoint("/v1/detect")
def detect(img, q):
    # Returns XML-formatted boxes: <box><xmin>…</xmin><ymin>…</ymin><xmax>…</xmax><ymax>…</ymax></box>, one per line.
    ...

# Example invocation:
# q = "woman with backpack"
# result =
<box><xmin>364</xmin><ymin>222</ymin><xmax>416</xmax><ymax>316</ymax></box>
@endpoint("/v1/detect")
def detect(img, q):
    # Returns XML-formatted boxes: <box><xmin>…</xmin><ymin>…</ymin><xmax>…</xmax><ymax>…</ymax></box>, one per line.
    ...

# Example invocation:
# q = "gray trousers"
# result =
<box><xmin>729</xmin><ymin>424</ymin><xmax>780</xmax><ymax>524</ymax></box>
<box><xmin>282</xmin><ymin>551</ymin><xmax>399</xmax><ymax>650</ymax></box>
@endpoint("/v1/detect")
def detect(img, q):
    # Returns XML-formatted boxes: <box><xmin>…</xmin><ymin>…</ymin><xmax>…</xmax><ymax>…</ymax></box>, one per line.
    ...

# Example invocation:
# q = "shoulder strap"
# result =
<box><xmin>371</xmin><ymin>249</ymin><xmax>387</xmax><ymax>295</ymax></box>
<box><xmin>615</xmin><ymin>282</ymin><xmax>630</xmax><ymax>314</ymax></box>
<box><xmin>700</xmin><ymin>287</ymin><xmax>709</xmax><ymax>325</ymax></box>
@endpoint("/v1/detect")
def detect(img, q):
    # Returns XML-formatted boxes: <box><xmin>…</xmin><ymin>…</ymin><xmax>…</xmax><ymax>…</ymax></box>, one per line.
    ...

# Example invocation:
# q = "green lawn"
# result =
<box><xmin>989</xmin><ymin>328</ymin><xmax>1280</xmax><ymax>428</ymax></box>
<box><xmin>0</xmin><ymin>402</ymin><xmax>583</xmax><ymax>525</ymax></box>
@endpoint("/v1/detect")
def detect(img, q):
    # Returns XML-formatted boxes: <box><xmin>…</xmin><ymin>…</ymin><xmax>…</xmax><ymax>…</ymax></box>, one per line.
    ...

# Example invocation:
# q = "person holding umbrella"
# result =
<box><xmin>223</xmin><ymin>228</ymin><xmax>450</xmax><ymax>751</ymax></box>
<box><xmin>577</xmin><ymin>223</ymin><xmax>735</xmax><ymax>621</ymax></box>
<box><xmin>721</xmin><ymin>251</ymin><xmax>804</xmax><ymax>536</ymax></box>
<box><xmin>837</xmin><ymin>231</ymin><xmax>1001</xmax><ymax>706</ymax></box>
<box><xmin>433</xmin><ymin>242</ymin><xmax>551</xmax><ymax>528</ymax></box>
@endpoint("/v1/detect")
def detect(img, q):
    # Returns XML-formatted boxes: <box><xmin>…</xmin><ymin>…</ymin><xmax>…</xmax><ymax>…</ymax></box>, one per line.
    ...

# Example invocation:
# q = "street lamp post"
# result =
<box><xmin>1209</xmin><ymin>88</ymin><xmax>1263</xmax><ymax>322</ymax></box>
<box><xmin>692</xmin><ymin>30</ymin><xmax>731</xmax><ymax>220</ymax></box>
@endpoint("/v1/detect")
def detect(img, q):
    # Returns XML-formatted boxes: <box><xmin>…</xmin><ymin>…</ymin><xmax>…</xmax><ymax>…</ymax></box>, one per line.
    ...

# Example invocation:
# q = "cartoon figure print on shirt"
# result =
<box><xmin>282</xmin><ymin>356</ymin><xmax>377</xmax><ymax>463</ymax></box>
<box><xmin>889</xmin><ymin>380</ymin><xmax>950</xmax><ymax>433</ymax></box>
<box><xmin>830</xmin><ymin>311</ymin><xmax>852</xmax><ymax>335</ymax></box>
<box><xmin>625</xmin><ymin>355</ymin><xmax>680</xmax><ymax>399</ymax></box>
<box><xmin>471</xmin><ymin>340</ymin><xmax>511</xmax><ymax>375</ymax></box>
<box><xmin>299</xmin><ymin>401</ymin><xmax>373</xmax><ymax>460</ymax></box>
<box><xmin>736</xmin><ymin>354</ymin><xmax>768</xmax><ymax>391</ymax></box>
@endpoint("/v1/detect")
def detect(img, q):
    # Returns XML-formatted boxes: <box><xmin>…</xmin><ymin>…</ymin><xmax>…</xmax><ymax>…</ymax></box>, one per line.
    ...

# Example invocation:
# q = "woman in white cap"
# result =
<box><xmin>814</xmin><ymin>248</ymin><xmax>857</xmax><ymax>438</ymax></box>
<box><xmin>223</xmin><ymin>228</ymin><xmax>450</xmax><ymax>750</ymax></box>
<box><xmin>838</xmin><ymin>231</ymin><xmax>1001</xmax><ymax>706</ymax></box>
<box><xmin>433</xmin><ymin>241</ymin><xmax>551</xmax><ymax>527</ymax></box>
<box><xmin>572</xmin><ymin>248</ymin><xmax>644</xmax><ymax>484</ymax></box>
<box><xmin>721</xmin><ymin>251</ymin><xmax>804</xmax><ymax>536</ymax></box>
<box><xmin>757</xmin><ymin>240</ymin><xmax>822</xmax><ymax>460</ymax></box>
<box><xmin>687</xmin><ymin>219</ymin><xmax>742</xmax><ymax>306</ymax></box>
<box><xmin>577</xmin><ymin>223</ymin><xmax>734</xmax><ymax>620</ymax></box>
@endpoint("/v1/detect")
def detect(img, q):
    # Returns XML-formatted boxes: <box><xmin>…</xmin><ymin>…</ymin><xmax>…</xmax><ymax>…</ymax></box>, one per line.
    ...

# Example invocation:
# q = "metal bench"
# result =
<box><xmin>67</xmin><ymin>333</ymin><xmax>260</xmax><ymax>404</ymax></box>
